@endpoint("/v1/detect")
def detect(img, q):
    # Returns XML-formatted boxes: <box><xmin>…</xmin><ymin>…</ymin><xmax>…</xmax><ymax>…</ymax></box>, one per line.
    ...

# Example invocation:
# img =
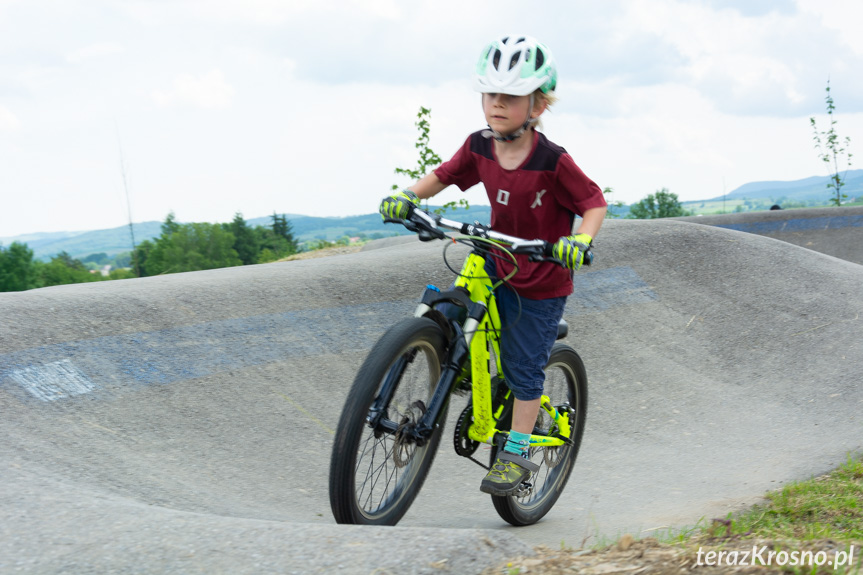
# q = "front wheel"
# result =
<box><xmin>490</xmin><ymin>343</ymin><xmax>588</xmax><ymax>526</ymax></box>
<box><xmin>329</xmin><ymin>317</ymin><xmax>446</xmax><ymax>525</ymax></box>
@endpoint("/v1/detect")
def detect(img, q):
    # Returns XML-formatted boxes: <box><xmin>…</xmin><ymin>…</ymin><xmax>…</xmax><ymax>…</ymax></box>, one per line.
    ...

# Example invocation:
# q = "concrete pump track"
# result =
<box><xmin>1</xmin><ymin>207</ymin><xmax>862</xmax><ymax>574</ymax></box>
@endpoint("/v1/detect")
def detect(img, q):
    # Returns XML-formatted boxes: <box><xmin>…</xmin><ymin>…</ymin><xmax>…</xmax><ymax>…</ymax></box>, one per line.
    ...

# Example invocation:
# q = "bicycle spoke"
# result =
<box><xmin>357</xmin><ymin>432</ymin><xmax>400</xmax><ymax>514</ymax></box>
<box><xmin>490</xmin><ymin>344</ymin><xmax>586</xmax><ymax>525</ymax></box>
<box><xmin>333</xmin><ymin>322</ymin><xmax>443</xmax><ymax>524</ymax></box>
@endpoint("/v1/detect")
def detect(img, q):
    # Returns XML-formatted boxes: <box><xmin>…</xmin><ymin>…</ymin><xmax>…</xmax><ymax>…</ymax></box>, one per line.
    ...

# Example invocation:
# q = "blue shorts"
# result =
<box><xmin>487</xmin><ymin>259</ymin><xmax>567</xmax><ymax>401</ymax></box>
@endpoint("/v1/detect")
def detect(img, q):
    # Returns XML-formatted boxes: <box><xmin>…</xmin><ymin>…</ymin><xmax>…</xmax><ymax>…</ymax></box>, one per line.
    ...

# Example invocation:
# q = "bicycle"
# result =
<box><xmin>328</xmin><ymin>206</ymin><xmax>590</xmax><ymax>527</ymax></box>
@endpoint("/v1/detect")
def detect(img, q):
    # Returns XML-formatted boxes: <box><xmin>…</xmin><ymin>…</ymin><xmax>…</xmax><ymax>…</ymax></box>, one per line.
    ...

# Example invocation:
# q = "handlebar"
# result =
<box><xmin>385</xmin><ymin>207</ymin><xmax>593</xmax><ymax>267</ymax></box>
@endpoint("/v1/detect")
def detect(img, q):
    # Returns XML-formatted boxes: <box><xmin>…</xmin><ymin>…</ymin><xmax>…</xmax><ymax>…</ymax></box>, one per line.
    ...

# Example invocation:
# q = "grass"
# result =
<box><xmin>491</xmin><ymin>455</ymin><xmax>863</xmax><ymax>574</ymax></box>
<box><xmin>670</xmin><ymin>454</ymin><xmax>863</xmax><ymax>573</ymax></box>
<box><xmin>718</xmin><ymin>454</ymin><xmax>863</xmax><ymax>542</ymax></box>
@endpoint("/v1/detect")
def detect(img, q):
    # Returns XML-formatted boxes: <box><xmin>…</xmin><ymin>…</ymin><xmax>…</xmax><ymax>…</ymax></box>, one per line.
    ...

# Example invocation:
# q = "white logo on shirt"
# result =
<box><xmin>496</xmin><ymin>189</ymin><xmax>510</xmax><ymax>206</ymax></box>
<box><xmin>531</xmin><ymin>189</ymin><xmax>547</xmax><ymax>209</ymax></box>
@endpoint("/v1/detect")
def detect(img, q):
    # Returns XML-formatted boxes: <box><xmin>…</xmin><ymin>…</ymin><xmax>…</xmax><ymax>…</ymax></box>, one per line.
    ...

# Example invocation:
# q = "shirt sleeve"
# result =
<box><xmin>554</xmin><ymin>152</ymin><xmax>607</xmax><ymax>216</ymax></box>
<box><xmin>434</xmin><ymin>135</ymin><xmax>481</xmax><ymax>192</ymax></box>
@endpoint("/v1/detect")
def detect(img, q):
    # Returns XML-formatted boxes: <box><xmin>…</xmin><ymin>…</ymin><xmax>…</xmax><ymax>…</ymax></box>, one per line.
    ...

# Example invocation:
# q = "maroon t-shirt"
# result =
<box><xmin>435</xmin><ymin>130</ymin><xmax>606</xmax><ymax>299</ymax></box>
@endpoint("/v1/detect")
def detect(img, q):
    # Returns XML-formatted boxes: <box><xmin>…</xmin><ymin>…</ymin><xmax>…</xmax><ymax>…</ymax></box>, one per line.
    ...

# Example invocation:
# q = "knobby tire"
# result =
<box><xmin>329</xmin><ymin>317</ymin><xmax>446</xmax><ymax>525</ymax></box>
<box><xmin>490</xmin><ymin>342</ymin><xmax>588</xmax><ymax>526</ymax></box>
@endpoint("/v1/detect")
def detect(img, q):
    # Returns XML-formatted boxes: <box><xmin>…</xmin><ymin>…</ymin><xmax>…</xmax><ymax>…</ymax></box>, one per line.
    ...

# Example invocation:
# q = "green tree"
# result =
<box><xmin>145</xmin><ymin>217</ymin><xmax>242</xmax><ymax>275</ymax></box>
<box><xmin>270</xmin><ymin>213</ymin><xmax>297</xmax><ymax>248</ymax></box>
<box><xmin>224</xmin><ymin>212</ymin><xmax>259</xmax><ymax>265</ymax></box>
<box><xmin>810</xmin><ymin>80</ymin><xmax>853</xmax><ymax>206</ymax></box>
<box><xmin>602</xmin><ymin>187</ymin><xmax>626</xmax><ymax>218</ymax></box>
<box><xmin>0</xmin><ymin>242</ymin><xmax>38</xmax><ymax>292</ymax></box>
<box><xmin>392</xmin><ymin>106</ymin><xmax>468</xmax><ymax>215</ymax></box>
<box><xmin>81</xmin><ymin>253</ymin><xmax>110</xmax><ymax>267</ymax></box>
<box><xmin>131</xmin><ymin>239</ymin><xmax>155</xmax><ymax>277</ymax></box>
<box><xmin>254</xmin><ymin>213</ymin><xmax>298</xmax><ymax>262</ymax></box>
<box><xmin>108</xmin><ymin>268</ymin><xmax>137</xmax><ymax>280</ymax></box>
<box><xmin>110</xmin><ymin>252</ymin><xmax>132</xmax><ymax>269</ymax></box>
<box><xmin>627</xmin><ymin>188</ymin><xmax>691</xmax><ymax>219</ymax></box>
<box><xmin>38</xmin><ymin>251</ymin><xmax>103</xmax><ymax>287</ymax></box>
<box><xmin>161</xmin><ymin>211</ymin><xmax>181</xmax><ymax>236</ymax></box>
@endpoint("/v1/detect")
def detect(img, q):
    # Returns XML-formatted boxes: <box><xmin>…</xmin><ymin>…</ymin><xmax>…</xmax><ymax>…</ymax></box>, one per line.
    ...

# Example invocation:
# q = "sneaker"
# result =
<box><xmin>480</xmin><ymin>451</ymin><xmax>540</xmax><ymax>496</ymax></box>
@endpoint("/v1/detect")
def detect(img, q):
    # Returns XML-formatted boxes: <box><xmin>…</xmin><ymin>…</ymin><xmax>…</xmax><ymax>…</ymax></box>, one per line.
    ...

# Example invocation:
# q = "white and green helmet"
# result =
<box><xmin>474</xmin><ymin>35</ymin><xmax>557</xmax><ymax>96</ymax></box>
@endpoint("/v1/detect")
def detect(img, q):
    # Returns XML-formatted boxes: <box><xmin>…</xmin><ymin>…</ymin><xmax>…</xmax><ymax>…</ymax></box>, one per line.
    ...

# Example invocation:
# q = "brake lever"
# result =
<box><xmin>383</xmin><ymin>214</ymin><xmax>444</xmax><ymax>239</ymax></box>
<box><xmin>417</xmin><ymin>227</ymin><xmax>446</xmax><ymax>241</ymax></box>
<box><xmin>528</xmin><ymin>250</ymin><xmax>593</xmax><ymax>268</ymax></box>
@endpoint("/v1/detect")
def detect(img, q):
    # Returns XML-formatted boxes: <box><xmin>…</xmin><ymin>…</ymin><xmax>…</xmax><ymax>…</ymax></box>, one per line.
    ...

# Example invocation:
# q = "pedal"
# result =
<box><xmin>514</xmin><ymin>481</ymin><xmax>533</xmax><ymax>497</ymax></box>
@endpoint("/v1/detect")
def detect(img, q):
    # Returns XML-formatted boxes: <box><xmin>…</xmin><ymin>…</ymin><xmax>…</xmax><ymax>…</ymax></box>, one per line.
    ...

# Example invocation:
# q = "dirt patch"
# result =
<box><xmin>279</xmin><ymin>245</ymin><xmax>365</xmax><ymax>261</ymax></box>
<box><xmin>482</xmin><ymin>536</ymin><xmax>861</xmax><ymax>574</ymax></box>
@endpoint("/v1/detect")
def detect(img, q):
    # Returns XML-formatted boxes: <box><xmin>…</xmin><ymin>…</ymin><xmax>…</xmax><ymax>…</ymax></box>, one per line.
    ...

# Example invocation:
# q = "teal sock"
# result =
<box><xmin>504</xmin><ymin>430</ymin><xmax>530</xmax><ymax>456</ymax></box>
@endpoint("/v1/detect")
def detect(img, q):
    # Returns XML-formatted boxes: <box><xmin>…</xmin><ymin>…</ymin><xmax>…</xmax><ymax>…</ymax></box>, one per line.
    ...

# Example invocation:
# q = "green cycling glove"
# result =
<box><xmin>379</xmin><ymin>190</ymin><xmax>420</xmax><ymax>221</ymax></box>
<box><xmin>552</xmin><ymin>233</ymin><xmax>592</xmax><ymax>270</ymax></box>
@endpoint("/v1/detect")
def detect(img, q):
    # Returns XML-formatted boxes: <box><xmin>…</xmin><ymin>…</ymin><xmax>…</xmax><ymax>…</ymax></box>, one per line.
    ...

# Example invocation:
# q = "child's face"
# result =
<box><xmin>482</xmin><ymin>93</ymin><xmax>541</xmax><ymax>135</ymax></box>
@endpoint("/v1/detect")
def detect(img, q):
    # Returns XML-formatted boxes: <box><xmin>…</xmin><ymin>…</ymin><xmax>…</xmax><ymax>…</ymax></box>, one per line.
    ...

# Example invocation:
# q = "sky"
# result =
<box><xmin>2</xmin><ymin>0</ymin><xmax>863</xmax><ymax>238</ymax></box>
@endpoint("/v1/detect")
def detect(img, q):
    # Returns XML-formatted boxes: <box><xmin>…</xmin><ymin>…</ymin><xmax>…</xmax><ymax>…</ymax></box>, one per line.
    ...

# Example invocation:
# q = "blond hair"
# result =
<box><xmin>535</xmin><ymin>89</ymin><xmax>558</xmax><ymax>108</ymax></box>
<box><xmin>533</xmin><ymin>88</ymin><xmax>557</xmax><ymax>131</ymax></box>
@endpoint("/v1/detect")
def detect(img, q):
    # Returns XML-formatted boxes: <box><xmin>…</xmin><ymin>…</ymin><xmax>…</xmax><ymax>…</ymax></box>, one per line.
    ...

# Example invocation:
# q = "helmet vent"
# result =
<box><xmin>535</xmin><ymin>48</ymin><xmax>545</xmax><ymax>70</ymax></box>
<box><xmin>508</xmin><ymin>51</ymin><xmax>520</xmax><ymax>71</ymax></box>
<box><xmin>474</xmin><ymin>35</ymin><xmax>557</xmax><ymax>96</ymax></box>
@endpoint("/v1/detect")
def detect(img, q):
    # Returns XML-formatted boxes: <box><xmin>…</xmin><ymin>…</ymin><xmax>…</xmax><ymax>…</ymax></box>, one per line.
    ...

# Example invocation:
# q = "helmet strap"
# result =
<box><xmin>481</xmin><ymin>93</ymin><xmax>537</xmax><ymax>142</ymax></box>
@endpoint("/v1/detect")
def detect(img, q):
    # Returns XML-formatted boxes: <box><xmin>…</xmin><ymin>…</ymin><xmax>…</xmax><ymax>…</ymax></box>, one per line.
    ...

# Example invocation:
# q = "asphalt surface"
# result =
<box><xmin>678</xmin><ymin>205</ymin><xmax>863</xmax><ymax>265</ymax></box>
<box><xmin>1</xmin><ymin>212</ymin><xmax>862</xmax><ymax>574</ymax></box>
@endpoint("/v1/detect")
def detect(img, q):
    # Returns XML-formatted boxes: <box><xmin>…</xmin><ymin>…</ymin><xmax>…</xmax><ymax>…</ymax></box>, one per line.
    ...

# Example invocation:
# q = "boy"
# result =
<box><xmin>380</xmin><ymin>35</ymin><xmax>607</xmax><ymax>495</ymax></box>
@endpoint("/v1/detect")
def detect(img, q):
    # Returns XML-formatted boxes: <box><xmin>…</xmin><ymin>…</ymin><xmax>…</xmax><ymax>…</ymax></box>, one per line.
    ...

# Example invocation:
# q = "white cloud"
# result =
<box><xmin>152</xmin><ymin>69</ymin><xmax>235</xmax><ymax>110</ymax></box>
<box><xmin>65</xmin><ymin>42</ymin><xmax>125</xmax><ymax>64</ymax></box>
<box><xmin>611</xmin><ymin>0</ymin><xmax>863</xmax><ymax>115</ymax></box>
<box><xmin>0</xmin><ymin>104</ymin><xmax>21</xmax><ymax>132</ymax></box>
<box><xmin>2</xmin><ymin>0</ymin><xmax>863</xmax><ymax>238</ymax></box>
<box><xmin>798</xmin><ymin>0</ymin><xmax>863</xmax><ymax>56</ymax></box>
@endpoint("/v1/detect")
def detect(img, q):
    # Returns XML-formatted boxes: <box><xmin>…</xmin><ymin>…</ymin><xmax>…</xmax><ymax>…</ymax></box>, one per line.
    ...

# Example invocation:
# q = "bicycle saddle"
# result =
<box><xmin>557</xmin><ymin>319</ymin><xmax>569</xmax><ymax>340</ymax></box>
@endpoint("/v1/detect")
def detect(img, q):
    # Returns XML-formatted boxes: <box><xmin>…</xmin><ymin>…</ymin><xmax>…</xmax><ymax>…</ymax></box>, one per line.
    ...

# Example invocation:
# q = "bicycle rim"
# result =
<box><xmin>329</xmin><ymin>318</ymin><xmax>446</xmax><ymax>525</ymax></box>
<box><xmin>491</xmin><ymin>343</ymin><xmax>588</xmax><ymax>526</ymax></box>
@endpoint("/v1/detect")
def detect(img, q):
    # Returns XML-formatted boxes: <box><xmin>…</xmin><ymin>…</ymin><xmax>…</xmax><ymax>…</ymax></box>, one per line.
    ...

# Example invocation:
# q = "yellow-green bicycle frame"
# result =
<box><xmin>415</xmin><ymin>248</ymin><xmax>572</xmax><ymax>450</ymax></box>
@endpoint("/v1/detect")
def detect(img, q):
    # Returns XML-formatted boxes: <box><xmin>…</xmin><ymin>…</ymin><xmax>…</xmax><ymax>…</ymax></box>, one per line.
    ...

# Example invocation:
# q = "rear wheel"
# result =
<box><xmin>490</xmin><ymin>343</ymin><xmax>588</xmax><ymax>526</ymax></box>
<box><xmin>329</xmin><ymin>317</ymin><xmax>446</xmax><ymax>525</ymax></box>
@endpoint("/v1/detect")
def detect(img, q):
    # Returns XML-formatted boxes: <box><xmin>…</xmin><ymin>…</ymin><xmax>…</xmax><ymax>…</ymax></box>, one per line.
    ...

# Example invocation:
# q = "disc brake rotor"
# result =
<box><xmin>392</xmin><ymin>400</ymin><xmax>427</xmax><ymax>468</ymax></box>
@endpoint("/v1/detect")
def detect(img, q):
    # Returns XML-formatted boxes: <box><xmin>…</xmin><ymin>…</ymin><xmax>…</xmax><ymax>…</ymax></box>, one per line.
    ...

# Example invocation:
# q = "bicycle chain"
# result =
<box><xmin>453</xmin><ymin>403</ymin><xmax>479</xmax><ymax>458</ymax></box>
<box><xmin>453</xmin><ymin>403</ymin><xmax>490</xmax><ymax>470</ymax></box>
<box><xmin>452</xmin><ymin>395</ymin><xmax>573</xmax><ymax>472</ymax></box>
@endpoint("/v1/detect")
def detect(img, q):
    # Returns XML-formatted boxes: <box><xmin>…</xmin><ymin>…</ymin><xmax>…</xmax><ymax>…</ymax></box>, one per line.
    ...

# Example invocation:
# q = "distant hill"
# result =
<box><xmin>0</xmin><ymin>222</ymin><xmax>163</xmax><ymax>262</ymax></box>
<box><xmin>6</xmin><ymin>170</ymin><xmax>861</xmax><ymax>261</ymax></box>
<box><xmin>2</xmin><ymin>206</ymin><xmax>494</xmax><ymax>262</ymax></box>
<box><xmin>707</xmin><ymin>170</ymin><xmax>863</xmax><ymax>203</ymax></box>
<box><xmin>248</xmin><ymin>205</ymin><xmax>492</xmax><ymax>243</ymax></box>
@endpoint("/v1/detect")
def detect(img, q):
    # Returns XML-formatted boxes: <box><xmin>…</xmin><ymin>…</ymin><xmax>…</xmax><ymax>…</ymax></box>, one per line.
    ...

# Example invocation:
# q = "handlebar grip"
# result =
<box><xmin>542</xmin><ymin>241</ymin><xmax>594</xmax><ymax>267</ymax></box>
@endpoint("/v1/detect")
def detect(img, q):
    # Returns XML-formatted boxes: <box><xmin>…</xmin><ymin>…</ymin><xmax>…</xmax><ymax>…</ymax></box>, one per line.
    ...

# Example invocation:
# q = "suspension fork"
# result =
<box><xmin>365</xmin><ymin>323</ymin><xmax>470</xmax><ymax>447</ymax></box>
<box><xmin>408</xmin><ymin>322</ymin><xmax>470</xmax><ymax>443</ymax></box>
<box><xmin>366</xmin><ymin>352</ymin><xmax>412</xmax><ymax>430</ymax></box>
<box><xmin>383</xmin><ymin>299</ymin><xmax>491</xmax><ymax>445</ymax></box>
